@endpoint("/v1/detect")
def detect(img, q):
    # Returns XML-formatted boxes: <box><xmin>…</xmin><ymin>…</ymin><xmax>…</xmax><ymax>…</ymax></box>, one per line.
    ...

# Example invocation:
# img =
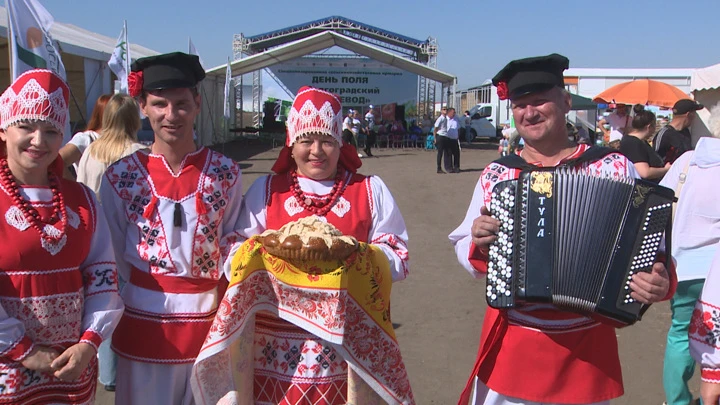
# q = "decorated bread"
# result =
<box><xmin>260</xmin><ymin>216</ymin><xmax>359</xmax><ymax>261</ymax></box>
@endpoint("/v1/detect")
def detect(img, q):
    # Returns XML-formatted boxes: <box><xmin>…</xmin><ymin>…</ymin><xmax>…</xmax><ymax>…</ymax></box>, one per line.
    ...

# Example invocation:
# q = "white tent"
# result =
<box><xmin>691</xmin><ymin>62</ymin><xmax>720</xmax><ymax>141</ymax></box>
<box><xmin>198</xmin><ymin>31</ymin><xmax>456</xmax><ymax>147</ymax></box>
<box><xmin>0</xmin><ymin>6</ymin><xmax>158</xmax><ymax>126</ymax></box>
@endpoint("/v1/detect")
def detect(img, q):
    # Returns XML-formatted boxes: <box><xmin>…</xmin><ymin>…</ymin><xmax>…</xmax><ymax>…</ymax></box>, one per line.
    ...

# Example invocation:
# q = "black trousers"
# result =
<box><xmin>436</xmin><ymin>136</ymin><xmax>460</xmax><ymax>171</ymax></box>
<box><xmin>342</xmin><ymin>129</ymin><xmax>357</xmax><ymax>149</ymax></box>
<box><xmin>365</xmin><ymin>130</ymin><xmax>376</xmax><ymax>153</ymax></box>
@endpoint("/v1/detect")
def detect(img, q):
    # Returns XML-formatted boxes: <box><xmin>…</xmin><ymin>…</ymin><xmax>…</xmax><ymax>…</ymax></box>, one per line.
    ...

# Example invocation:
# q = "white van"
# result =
<box><xmin>461</xmin><ymin>104</ymin><xmax>501</xmax><ymax>142</ymax></box>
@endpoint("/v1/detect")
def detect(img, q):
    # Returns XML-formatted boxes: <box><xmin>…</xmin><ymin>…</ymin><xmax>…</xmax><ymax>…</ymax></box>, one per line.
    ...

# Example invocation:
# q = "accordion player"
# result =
<box><xmin>485</xmin><ymin>166</ymin><xmax>675</xmax><ymax>326</ymax></box>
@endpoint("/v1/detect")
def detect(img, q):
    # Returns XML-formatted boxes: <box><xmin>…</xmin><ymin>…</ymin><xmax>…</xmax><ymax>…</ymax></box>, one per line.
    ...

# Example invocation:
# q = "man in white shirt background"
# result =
<box><xmin>445</xmin><ymin>108</ymin><xmax>461</xmax><ymax>172</ymax></box>
<box><xmin>463</xmin><ymin>110</ymin><xmax>472</xmax><ymax>144</ymax></box>
<box><xmin>434</xmin><ymin>107</ymin><xmax>449</xmax><ymax>173</ymax></box>
<box><xmin>351</xmin><ymin>110</ymin><xmax>363</xmax><ymax>157</ymax></box>
<box><xmin>364</xmin><ymin>105</ymin><xmax>376</xmax><ymax>157</ymax></box>
<box><xmin>342</xmin><ymin>109</ymin><xmax>361</xmax><ymax>157</ymax></box>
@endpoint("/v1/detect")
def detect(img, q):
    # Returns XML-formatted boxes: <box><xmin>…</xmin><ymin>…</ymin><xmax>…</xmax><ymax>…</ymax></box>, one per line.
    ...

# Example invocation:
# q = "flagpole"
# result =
<box><xmin>123</xmin><ymin>20</ymin><xmax>129</xmax><ymax>79</ymax></box>
<box><xmin>6</xmin><ymin>0</ymin><xmax>14</xmax><ymax>80</ymax></box>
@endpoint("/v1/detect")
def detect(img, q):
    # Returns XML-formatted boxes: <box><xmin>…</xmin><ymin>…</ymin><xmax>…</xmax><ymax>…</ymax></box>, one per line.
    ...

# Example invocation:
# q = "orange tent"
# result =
<box><xmin>593</xmin><ymin>79</ymin><xmax>689</xmax><ymax>108</ymax></box>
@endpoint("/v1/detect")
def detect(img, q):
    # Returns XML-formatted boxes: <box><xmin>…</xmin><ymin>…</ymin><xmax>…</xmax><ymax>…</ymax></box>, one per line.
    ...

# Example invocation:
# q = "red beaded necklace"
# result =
<box><xmin>290</xmin><ymin>169</ymin><xmax>347</xmax><ymax>216</ymax></box>
<box><xmin>0</xmin><ymin>158</ymin><xmax>67</xmax><ymax>242</ymax></box>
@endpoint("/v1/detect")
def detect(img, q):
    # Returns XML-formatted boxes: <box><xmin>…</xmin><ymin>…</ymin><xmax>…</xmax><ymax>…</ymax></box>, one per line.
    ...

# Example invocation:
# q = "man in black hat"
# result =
<box><xmin>100</xmin><ymin>52</ymin><xmax>245</xmax><ymax>405</ymax></box>
<box><xmin>449</xmin><ymin>53</ymin><xmax>675</xmax><ymax>405</ymax></box>
<box><xmin>653</xmin><ymin>98</ymin><xmax>703</xmax><ymax>164</ymax></box>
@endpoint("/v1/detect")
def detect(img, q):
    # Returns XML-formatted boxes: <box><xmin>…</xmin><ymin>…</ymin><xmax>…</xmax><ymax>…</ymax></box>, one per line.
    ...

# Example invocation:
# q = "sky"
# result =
<box><xmin>43</xmin><ymin>0</ymin><xmax>720</xmax><ymax>93</ymax></box>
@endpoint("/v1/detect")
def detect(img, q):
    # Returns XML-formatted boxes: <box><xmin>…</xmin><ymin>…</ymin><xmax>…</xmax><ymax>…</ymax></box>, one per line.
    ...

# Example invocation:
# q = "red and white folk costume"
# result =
<box><xmin>449</xmin><ymin>145</ymin><xmax>677</xmax><ymax>405</ymax></box>
<box><xmin>689</xmin><ymin>247</ymin><xmax>720</xmax><ymax>384</ymax></box>
<box><xmin>192</xmin><ymin>87</ymin><xmax>411</xmax><ymax>404</ymax></box>
<box><xmin>0</xmin><ymin>70</ymin><xmax>123</xmax><ymax>404</ymax></box>
<box><xmin>100</xmin><ymin>147</ymin><xmax>243</xmax><ymax>400</ymax></box>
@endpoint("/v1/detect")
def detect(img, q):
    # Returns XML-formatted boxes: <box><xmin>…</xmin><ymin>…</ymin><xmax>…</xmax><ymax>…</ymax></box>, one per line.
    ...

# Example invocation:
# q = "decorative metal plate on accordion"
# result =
<box><xmin>486</xmin><ymin>167</ymin><xmax>674</xmax><ymax>326</ymax></box>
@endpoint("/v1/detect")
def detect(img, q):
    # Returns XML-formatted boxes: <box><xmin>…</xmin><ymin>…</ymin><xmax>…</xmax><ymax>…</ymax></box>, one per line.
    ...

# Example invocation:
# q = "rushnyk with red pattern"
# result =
<box><xmin>100</xmin><ymin>146</ymin><xmax>243</xmax><ymax>363</ymax></box>
<box><xmin>449</xmin><ymin>144</ymin><xmax>679</xmax><ymax>404</ymax></box>
<box><xmin>0</xmin><ymin>177</ymin><xmax>123</xmax><ymax>404</ymax></box>
<box><xmin>190</xmin><ymin>168</ymin><xmax>410</xmax><ymax>404</ymax></box>
<box><xmin>689</xmin><ymin>248</ymin><xmax>720</xmax><ymax>385</ymax></box>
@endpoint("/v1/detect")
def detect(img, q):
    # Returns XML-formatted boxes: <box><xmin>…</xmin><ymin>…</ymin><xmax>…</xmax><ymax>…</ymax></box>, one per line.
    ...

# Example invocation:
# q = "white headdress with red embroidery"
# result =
<box><xmin>286</xmin><ymin>86</ymin><xmax>343</xmax><ymax>146</ymax></box>
<box><xmin>0</xmin><ymin>69</ymin><xmax>69</xmax><ymax>132</ymax></box>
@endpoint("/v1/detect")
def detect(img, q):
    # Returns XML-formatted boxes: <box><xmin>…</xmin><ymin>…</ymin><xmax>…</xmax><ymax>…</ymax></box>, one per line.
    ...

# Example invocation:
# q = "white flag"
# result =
<box><xmin>188</xmin><ymin>37</ymin><xmax>205</xmax><ymax>70</ymax></box>
<box><xmin>7</xmin><ymin>0</ymin><xmax>66</xmax><ymax>79</ymax></box>
<box><xmin>223</xmin><ymin>58</ymin><xmax>232</xmax><ymax>120</ymax></box>
<box><xmin>108</xmin><ymin>21</ymin><xmax>130</xmax><ymax>94</ymax></box>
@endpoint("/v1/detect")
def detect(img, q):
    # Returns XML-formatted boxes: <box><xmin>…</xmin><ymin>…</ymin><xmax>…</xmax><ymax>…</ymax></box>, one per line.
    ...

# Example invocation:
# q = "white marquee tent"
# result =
<box><xmin>691</xmin><ymin>62</ymin><xmax>720</xmax><ymax>141</ymax></box>
<box><xmin>0</xmin><ymin>6</ymin><xmax>158</xmax><ymax>127</ymax></box>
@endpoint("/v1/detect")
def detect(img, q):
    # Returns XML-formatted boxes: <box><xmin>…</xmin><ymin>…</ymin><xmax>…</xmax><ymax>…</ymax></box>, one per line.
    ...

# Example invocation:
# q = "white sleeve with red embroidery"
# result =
<box><xmin>217</xmin><ymin>165</ymin><xmax>244</xmax><ymax>281</ymax></box>
<box><xmin>99</xmin><ymin>174</ymin><xmax>131</xmax><ymax>283</ymax></box>
<box><xmin>368</xmin><ymin>176</ymin><xmax>409</xmax><ymax>282</ymax></box>
<box><xmin>448</xmin><ymin>177</ymin><xmax>486</xmax><ymax>278</ymax></box>
<box><xmin>78</xmin><ymin>188</ymin><xmax>124</xmax><ymax>352</ymax></box>
<box><xmin>690</xmin><ymin>245</ymin><xmax>720</xmax><ymax>384</ymax></box>
<box><xmin>222</xmin><ymin>175</ymin><xmax>270</xmax><ymax>280</ymax></box>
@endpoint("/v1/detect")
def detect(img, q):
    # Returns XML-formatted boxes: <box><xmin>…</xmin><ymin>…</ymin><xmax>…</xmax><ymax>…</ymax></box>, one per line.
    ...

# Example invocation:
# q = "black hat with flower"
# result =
<box><xmin>492</xmin><ymin>53</ymin><xmax>569</xmax><ymax>101</ymax></box>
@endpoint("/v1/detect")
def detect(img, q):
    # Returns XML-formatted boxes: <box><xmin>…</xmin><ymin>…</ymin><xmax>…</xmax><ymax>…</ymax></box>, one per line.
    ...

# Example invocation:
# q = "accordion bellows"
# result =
<box><xmin>486</xmin><ymin>167</ymin><xmax>675</xmax><ymax>326</ymax></box>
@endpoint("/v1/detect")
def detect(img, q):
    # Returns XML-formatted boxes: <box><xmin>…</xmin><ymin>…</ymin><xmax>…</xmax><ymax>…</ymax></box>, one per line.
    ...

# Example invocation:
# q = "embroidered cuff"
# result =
<box><xmin>2</xmin><ymin>335</ymin><xmax>34</xmax><ymax>362</ymax></box>
<box><xmin>79</xmin><ymin>330</ymin><xmax>103</xmax><ymax>353</ymax></box>
<box><xmin>701</xmin><ymin>368</ymin><xmax>720</xmax><ymax>383</ymax></box>
<box><xmin>468</xmin><ymin>243</ymin><xmax>489</xmax><ymax>274</ymax></box>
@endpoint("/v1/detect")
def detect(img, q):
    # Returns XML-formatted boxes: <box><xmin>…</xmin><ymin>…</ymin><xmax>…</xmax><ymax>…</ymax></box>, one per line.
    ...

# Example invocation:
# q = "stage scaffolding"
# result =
<box><xmin>232</xmin><ymin>16</ymin><xmax>440</xmax><ymax>126</ymax></box>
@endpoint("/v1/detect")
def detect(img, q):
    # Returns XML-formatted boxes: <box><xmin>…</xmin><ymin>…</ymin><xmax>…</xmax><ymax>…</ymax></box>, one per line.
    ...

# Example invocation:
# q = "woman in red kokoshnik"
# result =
<box><xmin>192</xmin><ymin>86</ymin><xmax>413</xmax><ymax>404</ymax></box>
<box><xmin>0</xmin><ymin>69</ymin><xmax>123</xmax><ymax>404</ymax></box>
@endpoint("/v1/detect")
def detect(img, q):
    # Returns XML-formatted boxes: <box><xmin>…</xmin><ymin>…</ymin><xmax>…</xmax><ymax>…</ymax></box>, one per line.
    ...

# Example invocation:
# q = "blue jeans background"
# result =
<box><xmin>98</xmin><ymin>337</ymin><xmax>117</xmax><ymax>386</ymax></box>
<box><xmin>99</xmin><ymin>278</ymin><xmax>124</xmax><ymax>387</ymax></box>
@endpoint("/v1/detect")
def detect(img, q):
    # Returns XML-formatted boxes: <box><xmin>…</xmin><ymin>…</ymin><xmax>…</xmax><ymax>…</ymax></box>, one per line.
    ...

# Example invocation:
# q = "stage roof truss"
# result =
<box><xmin>243</xmin><ymin>16</ymin><xmax>428</xmax><ymax>62</ymax></box>
<box><xmin>211</xmin><ymin>31</ymin><xmax>454</xmax><ymax>86</ymax></box>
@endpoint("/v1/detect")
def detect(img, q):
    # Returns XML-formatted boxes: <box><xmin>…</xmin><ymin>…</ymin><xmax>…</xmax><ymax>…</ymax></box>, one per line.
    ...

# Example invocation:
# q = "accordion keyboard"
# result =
<box><xmin>487</xmin><ymin>183</ymin><xmax>517</xmax><ymax>308</ymax></box>
<box><xmin>619</xmin><ymin>202</ymin><xmax>672</xmax><ymax>306</ymax></box>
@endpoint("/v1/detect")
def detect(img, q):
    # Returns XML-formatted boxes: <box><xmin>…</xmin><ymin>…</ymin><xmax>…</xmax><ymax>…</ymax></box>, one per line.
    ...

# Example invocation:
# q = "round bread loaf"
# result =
<box><xmin>260</xmin><ymin>217</ymin><xmax>359</xmax><ymax>261</ymax></box>
<box><xmin>261</xmin><ymin>233</ymin><xmax>357</xmax><ymax>261</ymax></box>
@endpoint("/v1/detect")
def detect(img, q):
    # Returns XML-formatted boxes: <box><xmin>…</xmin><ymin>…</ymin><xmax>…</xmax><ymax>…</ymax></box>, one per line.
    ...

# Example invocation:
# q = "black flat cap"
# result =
<box><xmin>131</xmin><ymin>52</ymin><xmax>205</xmax><ymax>91</ymax></box>
<box><xmin>492</xmin><ymin>53</ymin><xmax>569</xmax><ymax>100</ymax></box>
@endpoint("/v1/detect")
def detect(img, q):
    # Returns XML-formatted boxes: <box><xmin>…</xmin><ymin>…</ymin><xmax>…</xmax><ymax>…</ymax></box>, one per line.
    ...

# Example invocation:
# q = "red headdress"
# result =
<box><xmin>0</xmin><ymin>69</ymin><xmax>69</xmax><ymax>173</ymax></box>
<box><xmin>271</xmin><ymin>86</ymin><xmax>361</xmax><ymax>174</ymax></box>
<box><xmin>0</xmin><ymin>69</ymin><xmax>69</xmax><ymax>133</ymax></box>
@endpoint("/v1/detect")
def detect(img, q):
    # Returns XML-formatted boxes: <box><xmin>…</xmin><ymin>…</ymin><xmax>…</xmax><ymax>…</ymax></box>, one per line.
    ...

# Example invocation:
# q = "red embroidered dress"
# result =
<box><xmin>0</xmin><ymin>179</ymin><xmax>123</xmax><ymax>404</ymax></box>
<box><xmin>216</xmin><ymin>171</ymin><xmax>409</xmax><ymax>404</ymax></box>
<box><xmin>449</xmin><ymin>145</ymin><xmax>677</xmax><ymax>404</ymax></box>
<box><xmin>100</xmin><ymin>147</ymin><xmax>243</xmax><ymax>364</ymax></box>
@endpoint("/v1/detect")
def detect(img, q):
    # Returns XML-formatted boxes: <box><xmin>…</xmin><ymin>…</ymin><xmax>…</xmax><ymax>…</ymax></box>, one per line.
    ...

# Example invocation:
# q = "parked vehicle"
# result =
<box><xmin>460</xmin><ymin>104</ymin><xmax>502</xmax><ymax>142</ymax></box>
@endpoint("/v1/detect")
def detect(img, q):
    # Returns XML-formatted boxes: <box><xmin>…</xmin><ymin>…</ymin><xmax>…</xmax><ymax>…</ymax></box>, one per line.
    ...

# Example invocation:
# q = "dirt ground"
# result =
<box><xmin>96</xmin><ymin>140</ymin><xmax>699</xmax><ymax>404</ymax></box>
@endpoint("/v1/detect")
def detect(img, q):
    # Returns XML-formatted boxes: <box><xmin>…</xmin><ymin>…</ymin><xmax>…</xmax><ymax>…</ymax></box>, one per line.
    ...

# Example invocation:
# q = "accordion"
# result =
<box><xmin>485</xmin><ymin>167</ymin><xmax>675</xmax><ymax>326</ymax></box>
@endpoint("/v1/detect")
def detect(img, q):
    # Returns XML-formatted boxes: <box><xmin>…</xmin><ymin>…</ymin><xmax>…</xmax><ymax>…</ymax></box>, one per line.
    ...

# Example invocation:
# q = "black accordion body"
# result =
<box><xmin>486</xmin><ymin>167</ymin><xmax>675</xmax><ymax>326</ymax></box>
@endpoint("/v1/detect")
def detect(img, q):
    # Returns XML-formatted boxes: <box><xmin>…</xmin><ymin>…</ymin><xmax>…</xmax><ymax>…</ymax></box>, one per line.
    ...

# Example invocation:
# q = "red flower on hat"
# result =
<box><xmin>128</xmin><ymin>71</ymin><xmax>143</xmax><ymax>98</ymax></box>
<box><xmin>496</xmin><ymin>82</ymin><xmax>509</xmax><ymax>100</ymax></box>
